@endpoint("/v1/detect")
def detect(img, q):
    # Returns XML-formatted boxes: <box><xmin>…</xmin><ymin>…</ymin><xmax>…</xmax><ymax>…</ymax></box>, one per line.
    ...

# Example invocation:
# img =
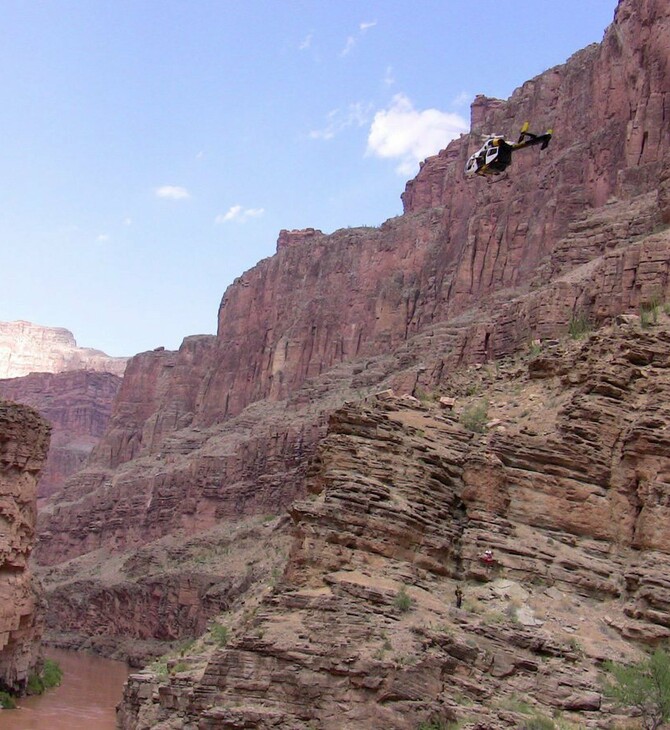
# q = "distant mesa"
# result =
<box><xmin>0</xmin><ymin>320</ymin><xmax>128</xmax><ymax>379</ymax></box>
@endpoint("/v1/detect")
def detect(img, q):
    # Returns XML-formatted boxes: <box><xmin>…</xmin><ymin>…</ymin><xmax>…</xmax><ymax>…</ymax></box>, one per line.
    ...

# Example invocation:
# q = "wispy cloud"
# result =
<box><xmin>383</xmin><ymin>65</ymin><xmax>395</xmax><ymax>87</ymax></box>
<box><xmin>309</xmin><ymin>102</ymin><xmax>373</xmax><ymax>141</ymax></box>
<box><xmin>96</xmin><ymin>234</ymin><xmax>110</xmax><ymax>243</ymax></box>
<box><xmin>215</xmin><ymin>205</ymin><xmax>265</xmax><ymax>224</ymax></box>
<box><xmin>366</xmin><ymin>93</ymin><xmax>468</xmax><ymax>175</ymax></box>
<box><xmin>299</xmin><ymin>32</ymin><xmax>313</xmax><ymax>50</ymax></box>
<box><xmin>340</xmin><ymin>35</ymin><xmax>356</xmax><ymax>57</ymax></box>
<box><xmin>155</xmin><ymin>185</ymin><xmax>191</xmax><ymax>200</ymax></box>
<box><xmin>452</xmin><ymin>91</ymin><xmax>472</xmax><ymax>108</ymax></box>
<box><xmin>340</xmin><ymin>19</ymin><xmax>376</xmax><ymax>57</ymax></box>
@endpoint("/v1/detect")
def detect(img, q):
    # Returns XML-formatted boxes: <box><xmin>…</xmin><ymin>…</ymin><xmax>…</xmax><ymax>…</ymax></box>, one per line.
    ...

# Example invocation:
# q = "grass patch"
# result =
<box><xmin>640</xmin><ymin>298</ymin><xmax>660</xmax><ymax>328</ymax></box>
<box><xmin>460</xmin><ymin>399</ymin><xmax>489</xmax><ymax>433</ymax></box>
<box><xmin>393</xmin><ymin>585</ymin><xmax>413</xmax><ymax>613</ymax></box>
<box><xmin>568</xmin><ymin>312</ymin><xmax>591</xmax><ymax>339</ymax></box>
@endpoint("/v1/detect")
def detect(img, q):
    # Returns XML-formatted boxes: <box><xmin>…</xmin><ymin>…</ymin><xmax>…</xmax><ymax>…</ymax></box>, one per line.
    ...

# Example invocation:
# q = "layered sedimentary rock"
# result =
<box><xmin>0</xmin><ymin>401</ymin><xmax>50</xmax><ymax>692</ymax></box>
<box><xmin>119</xmin><ymin>320</ymin><xmax>670</xmax><ymax>729</ymax></box>
<box><xmin>0</xmin><ymin>320</ymin><xmax>127</xmax><ymax>379</ymax></box>
<box><xmin>39</xmin><ymin>0</ymin><xmax>670</xmax><ymax>570</ymax></box>
<box><xmin>0</xmin><ymin>371</ymin><xmax>122</xmax><ymax>498</ymax></box>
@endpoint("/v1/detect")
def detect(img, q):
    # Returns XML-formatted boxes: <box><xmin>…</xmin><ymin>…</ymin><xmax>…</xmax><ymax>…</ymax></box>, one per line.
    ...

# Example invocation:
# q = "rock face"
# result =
<box><xmin>0</xmin><ymin>371</ymin><xmax>122</xmax><ymax>499</ymax></box>
<box><xmin>119</xmin><ymin>320</ymin><xmax>670</xmax><ymax>729</ymax></box>
<box><xmin>39</xmin><ymin>0</ymin><xmax>670</xmax><ymax>566</ymax></box>
<box><xmin>0</xmin><ymin>401</ymin><xmax>50</xmax><ymax>693</ymax></box>
<box><xmin>0</xmin><ymin>320</ymin><xmax>127</xmax><ymax>379</ymax></box>
<box><xmin>33</xmin><ymin>0</ymin><xmax>670</xmax><ymax>723</ymax></box>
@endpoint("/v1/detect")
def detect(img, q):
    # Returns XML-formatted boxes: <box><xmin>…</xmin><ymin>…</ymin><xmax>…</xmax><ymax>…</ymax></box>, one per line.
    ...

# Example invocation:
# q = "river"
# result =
<box><xmin>1</xmin><ymin>648</ymin><xmax>130</xmax><ymax>729</ymax></box>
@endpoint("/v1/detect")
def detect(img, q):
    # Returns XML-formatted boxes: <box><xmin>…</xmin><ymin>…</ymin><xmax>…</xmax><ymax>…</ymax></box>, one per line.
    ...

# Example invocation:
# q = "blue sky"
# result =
<box><xmin>1</xmin><ymin>0</ymin><xmax>617</xmax><ymax>357</ymax></box>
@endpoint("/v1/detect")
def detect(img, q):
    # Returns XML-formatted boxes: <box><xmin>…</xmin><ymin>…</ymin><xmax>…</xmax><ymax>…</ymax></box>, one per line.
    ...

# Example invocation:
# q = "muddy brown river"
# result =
<box><xmin>1</xmin><ymin>648</ymin><xmax>130</xmax><ymax>729</ymax></box>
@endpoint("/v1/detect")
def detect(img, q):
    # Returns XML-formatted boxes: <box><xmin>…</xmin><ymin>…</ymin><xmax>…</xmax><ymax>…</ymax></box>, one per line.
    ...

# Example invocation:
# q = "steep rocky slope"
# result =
<box><xmin>39</xmin><ymin>0</ymin><xmax>669</xmax><ymax>568</ymax></box>
<box><xmin>34</xmin><ymin>0</ymin><xmax>670</xmax><ymax>723</ymax></box>
<box><xmin>0</xmin><ymin>371</ymin><xmax>122</xmax><ymax>499</ymax></box>
<box><xmin>0</xmin><ymin>320</ymin><xmax>127</xmax><ymax>379</ymax></box>
<box><xmin>119</xmin><ymin>316</ymin><xmax>670</xmax><ymax>729</ymax></box>
<box><xmin>0</xmin><ymin>401</ymin><xmax>50</xmax><ymax>693</ymax></box>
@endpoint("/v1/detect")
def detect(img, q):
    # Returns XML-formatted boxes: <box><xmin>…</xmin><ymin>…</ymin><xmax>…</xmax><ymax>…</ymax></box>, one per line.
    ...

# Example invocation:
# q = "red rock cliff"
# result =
<box><xmin>0</xmin><ymin>371</ymin><xmax>122</xmax><ymax>499</ymax></box>
<box><xmin>0</xmin><ymin>401</ymin><xmax>50</xmax><ymax>693</ymax></box>
<box><xmin>39</xmin><ymin>0</ymin><xmax>670</xmax><ymax>579</ymax></box>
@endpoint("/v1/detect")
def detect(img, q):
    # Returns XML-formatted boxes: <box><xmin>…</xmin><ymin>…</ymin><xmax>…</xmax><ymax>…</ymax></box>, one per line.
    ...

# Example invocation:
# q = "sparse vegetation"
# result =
<box><xmin>0</xmin><ymin>690</ymin><xmax>16</xmax><ymax>709</ymax></box>
<box><xmin>210</xmin><ymin>623</ymin><xmax>230</xmax><ymax>647</ymax></box>
<box><xmin>640</xmin><ymin>298</ymin><xmax>660</xmax><ymax>328</ymax></box>
<box><xmin>26</xmin><ymin>658</ymin><xmax>63</xmax><ymax>695</ymax></box>
<box><xmin>521</xmin><ymin>716</ymin><xmax>557</xmax><ymax>730</ymax></box>
<box><xmin>171</xmin><ymin>661</ymin><xmax>189</xmax><ymax>674</ymax></box>
<box><xmin>393</xmin><ymin>585</ymin><xmax>413</xmax><ymax>613</ymax></box>
<box><xmin>568</xmin><ymin>311</ymin><xmax>591</xmax><ymax>339</ymax></box>
<box><xmin>603</xmin><ymin>649</ymin><xmax>670</xmax><ymax>729</ymax></box>
<box><xmin>418</xmin><ymin>719</ymin><xmax>452</xmax><ymax>729</ymax></box>
<box><xmin>460</xmin><ymin>399</ymin><xmax>489</xmax><ymax>433</ymax></box>
<box><xmin>497</xmin><ymin>696</ymin><xmax>534</xmax><ymax>715</ymax></box>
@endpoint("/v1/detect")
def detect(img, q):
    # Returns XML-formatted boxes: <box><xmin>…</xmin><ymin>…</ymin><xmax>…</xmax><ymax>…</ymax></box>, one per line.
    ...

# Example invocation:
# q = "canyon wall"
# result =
<box><xmin>0</xmin><ymin>401</ymin><xmax>50</xmax><ymax>693</ymax></box>
<box><xmin>33</xmin><ymin>3</ymin><xmax>670</xmax><ymax>705</ymax></box>
<box><xmin>120</xmin><ymin>319</ymin><xmax>670</xmax><ymax>728</ymax></box>
<box><xmin>0</xmin><ymin>320</ymin><xmax>127</xmax><ymax>379</ymax></box>
<box><xmin>0</xmin><ymin>371</ymin><xmax>122</xmax><ymax>499</ymax></box>
<box><xmin>38</xmin><ymin>0</ymin><xmax>670</xmax><ymax>568</ymax></box>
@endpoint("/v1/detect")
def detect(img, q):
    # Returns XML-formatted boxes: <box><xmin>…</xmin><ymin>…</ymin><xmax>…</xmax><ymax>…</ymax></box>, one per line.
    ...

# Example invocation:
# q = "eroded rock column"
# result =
<box><xmin>0</xmin><ymin>400</ymin><xmax>50</xmax><ymax>692</ymax></box>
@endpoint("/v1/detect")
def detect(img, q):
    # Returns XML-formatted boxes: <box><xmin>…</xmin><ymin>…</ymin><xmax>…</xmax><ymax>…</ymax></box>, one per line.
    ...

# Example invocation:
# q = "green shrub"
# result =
<box><xmin>0</xmin><ymin>690</ymin><xmax>16</xmax><ymax>709</ymax></box>
<box><xmin>603</xmin><ymin>649</ymin><xmax>670</xmax><ymax>729</ymax></box>
<box><xmin>460</xmin><ymin>399</ymin><xmax>489</xmax><ymax>433</ymax></box>
<box><xmin>26</xmin><ymin>658</ymin><xmax>63</xmax><ymax>694</ymax></box>
<box><xmin>393</xmin><ymin>585</ymin><xmax>413</xmax><ymax>613</ymax></box>
<box><xmin>211</xmin><ymin>623</ymin><xmax>230</xmax><ymax>647</ymax></box>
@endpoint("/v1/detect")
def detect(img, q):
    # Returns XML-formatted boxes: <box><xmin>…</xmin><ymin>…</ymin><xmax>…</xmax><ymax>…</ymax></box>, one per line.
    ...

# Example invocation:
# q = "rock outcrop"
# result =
<box><xmin>119</xmin><ymin>319</ymin><xmax>670</xmax><ymax>729</ymax></box>
<box><xmin>0</xmin><ymin>371</ymin><xmax>122</xmax><ymax>499</ymax></box>
<box><xmin>0</xmin><ymin>320</ymin><xmax>127</xmax><ymax>379</ymax></box>
<box><xmin>0</xmin><ymin>401</ymin><xmax>50</xmax><ymax>693</ymax></box>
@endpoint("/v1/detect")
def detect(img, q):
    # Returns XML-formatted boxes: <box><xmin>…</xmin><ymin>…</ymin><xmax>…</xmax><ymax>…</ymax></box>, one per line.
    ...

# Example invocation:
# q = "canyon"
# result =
<box><xmin>17</xmin><ymin>0</ymin><xmax>670</xmax><ymax>726</ymax></box>
<box><xmin>0</xmin><ymin>400</ymin><xmax>50</xmax><ymax>693</ymax></box>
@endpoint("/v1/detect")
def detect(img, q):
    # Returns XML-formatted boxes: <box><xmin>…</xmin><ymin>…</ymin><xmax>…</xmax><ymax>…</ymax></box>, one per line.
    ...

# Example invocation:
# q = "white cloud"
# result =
<box><xmin>383</xmin><ymin>65</ymin><xmax>395</xmax><ymax>87</ymax></box>
<box><xmin>215</xmin><ymin>205</ymin><xmax>265</xmax><ymax>224</ymax></box>
<box><xmin>155</xmin><ymin>185</ymin><xmax>191</xmax><ymax>200</ymax></box>
<box><xmin>366</xmin><ymin>93</ymin><xmax>469</xmax><ymax>175</ymax></box>
<box><xmin>299</xmin><ymin>32</ymin><xmax>313</xmax><ymax>50</ymax></box>
<box><xmin>309</xmin><ymin>102</ymin><xmax>372</xmax><ymax>141</ymax></box>
<box><xmin>96</xmin><ymin>234</ymin><xmax>110</xmax><ymax>243</ymax></box>
<box><xmin>452</xmin><ymin>91</ymin><xmax>471</xmax><ymax>108</ymax></box>
<box><xmin>123</xmin><ymin>217</ymin><xmax>132</xmax><ymax>226</ymax></box>
<box><xmin>340</xmin><ymin>35</ymin><xmax>356</xmax><ymax>57</ymax></box>
<box><xmin>360</xmin><ymin>20</ymin><xmax>377</xmax><ymax>31</ymax></box>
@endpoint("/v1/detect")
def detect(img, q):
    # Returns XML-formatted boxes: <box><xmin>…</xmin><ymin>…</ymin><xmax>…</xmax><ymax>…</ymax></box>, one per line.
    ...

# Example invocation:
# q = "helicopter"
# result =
<box><xmin>465</xmin><ymin>122</ymin><xmax>553</xmax><ymax>178</ymax></box>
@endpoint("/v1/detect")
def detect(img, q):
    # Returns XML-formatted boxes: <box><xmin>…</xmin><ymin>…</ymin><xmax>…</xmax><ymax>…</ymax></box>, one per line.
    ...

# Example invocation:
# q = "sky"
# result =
<box><xmin>0</xmin><ymin>0</ymin><xmax>618</xmax><ymax>357</ymax></box>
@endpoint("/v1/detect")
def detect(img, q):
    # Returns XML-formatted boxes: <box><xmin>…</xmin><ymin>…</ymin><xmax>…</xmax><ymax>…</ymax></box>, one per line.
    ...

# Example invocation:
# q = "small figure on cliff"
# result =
<box><xmin>481</xmin><ymin>549</ymin><xmax>495</xmax><ymax>565</ymax></box>
<box><xmin>455</xmin><ymin>585</ymin><xmax>463</xmax><ymax>608</ymax></box>
<box><xmin>465</xmin><ymin>122</ymin><xmax>552</xmax><ymax>178</ymax></box>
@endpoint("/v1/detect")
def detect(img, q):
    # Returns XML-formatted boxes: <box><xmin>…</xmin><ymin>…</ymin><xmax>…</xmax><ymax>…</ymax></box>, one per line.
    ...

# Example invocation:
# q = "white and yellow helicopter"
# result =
<box><xmin>465</xmin><ymin>122</ymin><xmax>553</xmax><ymax>178</ymax></box>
